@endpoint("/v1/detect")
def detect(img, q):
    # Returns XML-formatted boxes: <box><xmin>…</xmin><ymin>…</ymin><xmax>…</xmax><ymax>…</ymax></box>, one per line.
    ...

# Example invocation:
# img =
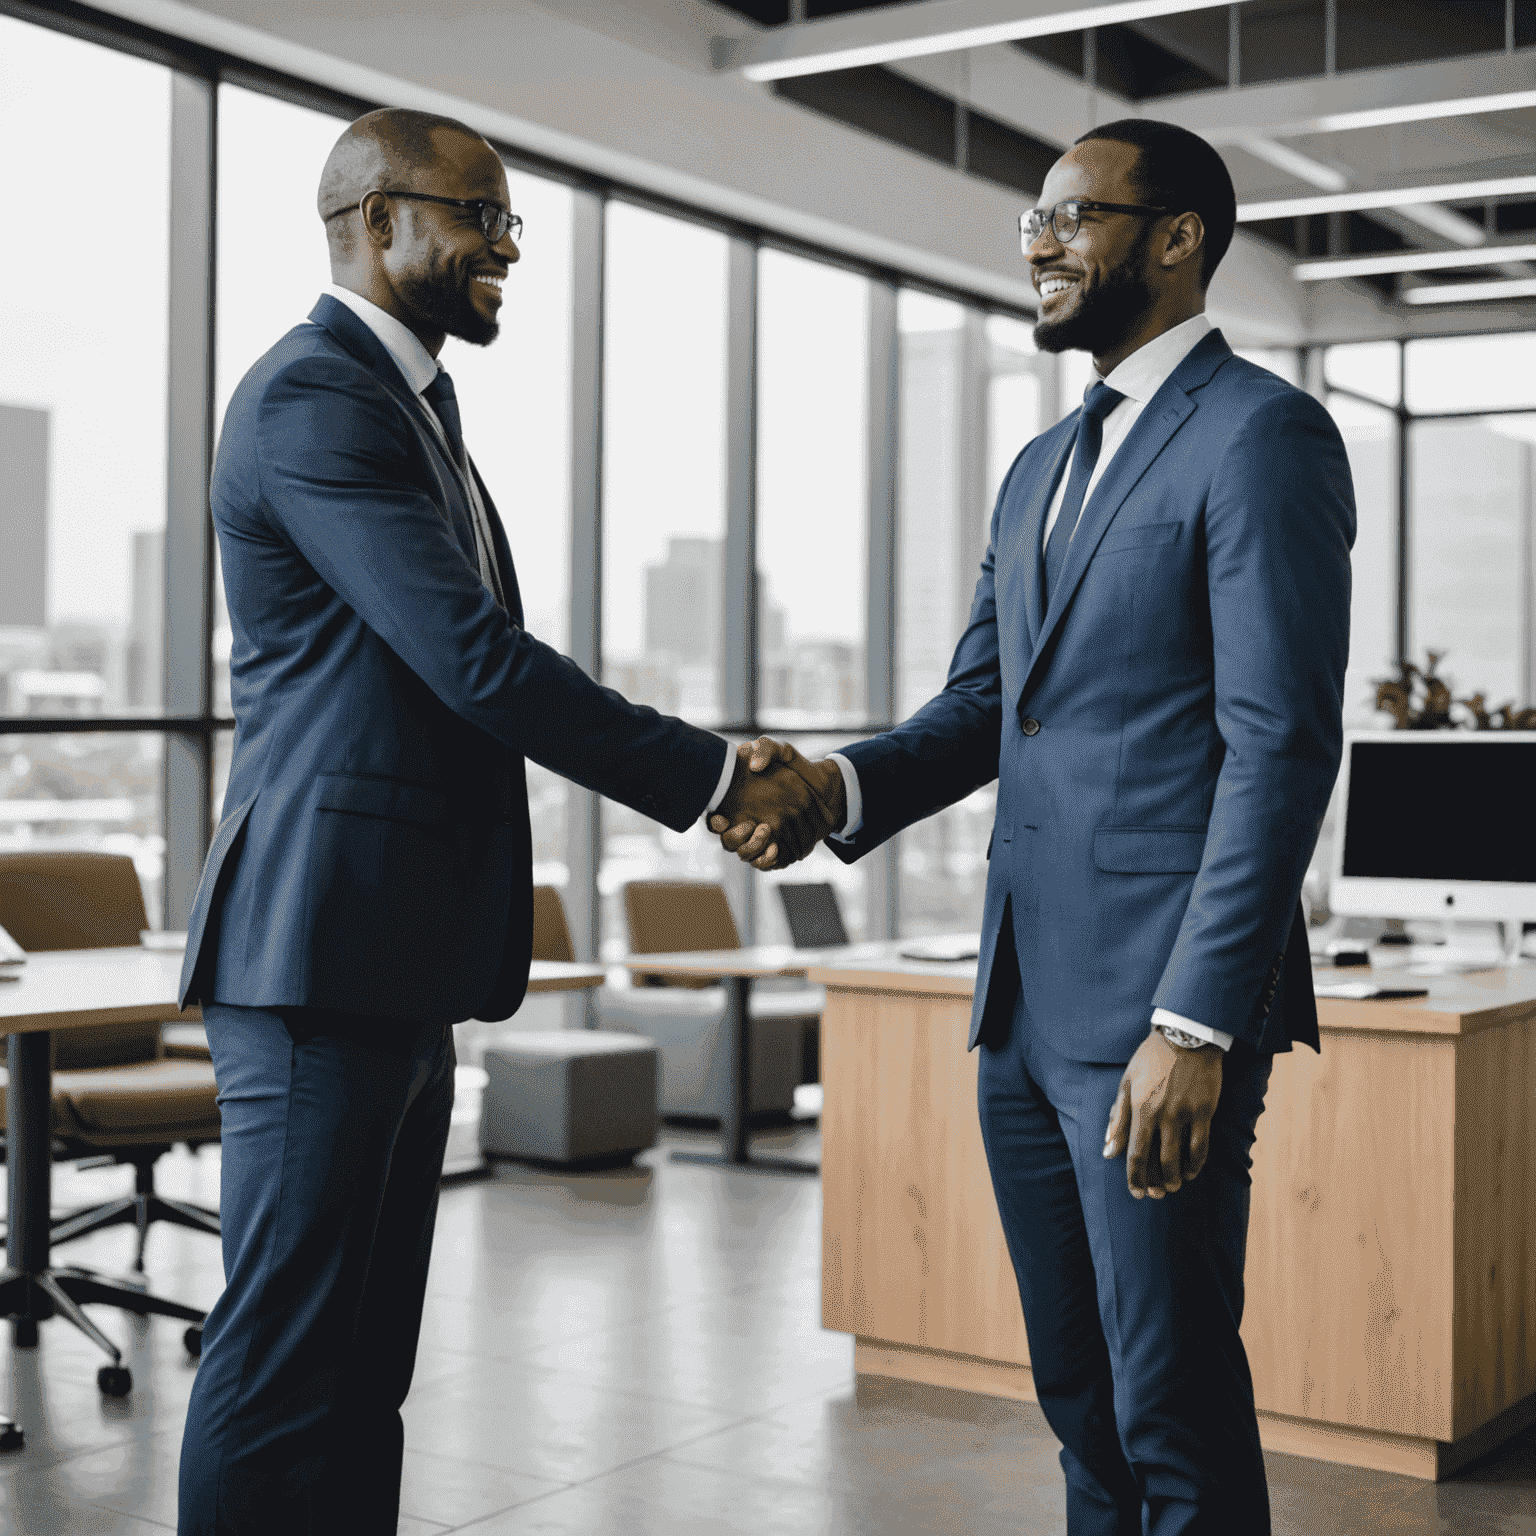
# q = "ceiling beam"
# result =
<box><xmin>1295</xmin><ymin>240</ymin><xmax>1536</xmax><ymax>281</ymax></box>
<box><xmin>715</xmin><ymin>0</ymin><xmax>1233</xmax><ymax>82</ymax></box>
<box><xmin>1163</xmin><ymin>47</ymin><xmax>1536</xmax><ymax>143</ymax></box>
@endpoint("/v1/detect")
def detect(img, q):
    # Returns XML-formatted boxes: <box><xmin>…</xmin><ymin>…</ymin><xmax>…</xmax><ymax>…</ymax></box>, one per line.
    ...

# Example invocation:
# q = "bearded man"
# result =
<box><xmin>718</xmin><ymin>120</ymin><xmax>1355</xmax><ymax>1533</ymax></box>
<box><xmin>175</xmin><ymin>107</ymin><xmax>820</xmax><ymax>1535</ymax></box>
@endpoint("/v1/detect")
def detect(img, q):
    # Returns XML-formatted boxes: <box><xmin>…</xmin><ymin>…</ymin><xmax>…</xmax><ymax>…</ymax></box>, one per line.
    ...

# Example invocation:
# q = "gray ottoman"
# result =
<box><xmin>479</xmin><ymin>1032</ymin><xmax>658</xmax><ymax>1165</ymax></box>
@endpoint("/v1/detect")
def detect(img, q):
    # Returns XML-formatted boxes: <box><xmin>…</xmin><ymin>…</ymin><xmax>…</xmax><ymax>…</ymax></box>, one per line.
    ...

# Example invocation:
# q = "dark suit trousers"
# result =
<box><xmin>177</xmin><ymin>1003</ymin><xmax>456</xmax><ymax>1536</ymax></box>
<box><xmin>978</xmin><ymin>978</ymin><xmax>1273</xmax><ymax>1536</ymax></box>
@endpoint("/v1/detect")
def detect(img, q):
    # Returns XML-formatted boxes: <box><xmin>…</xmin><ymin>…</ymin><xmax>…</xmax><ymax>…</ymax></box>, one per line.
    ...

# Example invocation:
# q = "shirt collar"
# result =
<box><xmin>322</xmin><ymin>283</ymin><xmax>441</xmax><ymax>398</ymax></box>
<box><xmin>1098</xmin><ymin>313</ymin><xmax>1214</xmax><ymax>406</ymax></box>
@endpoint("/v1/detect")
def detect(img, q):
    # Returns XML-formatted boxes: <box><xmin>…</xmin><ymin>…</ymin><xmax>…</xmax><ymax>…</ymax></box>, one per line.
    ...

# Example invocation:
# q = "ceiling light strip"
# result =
<box><xmin>1402</xmin><ymin>278</ymin><xmax>1536</xmax><ymax>304</ymax></box>
<box><xmin>728</xmin><ymin>0</ymin><xmax>1232</xmax><ymax>82</ymax></box>
<box><xmin>1239</xmin><ymin>174</ymin><xmax>1536</xmax><ymax>223</ymax></box>
<box><xmin>1309</xmin><ymin>89</ymin><xmax>1536</xmax><ymax>135</ymax></box>
<box><xmin>1295</xmin><ymin>242</ymin><xmax>1536</xmax><ymax>280</ymax></box>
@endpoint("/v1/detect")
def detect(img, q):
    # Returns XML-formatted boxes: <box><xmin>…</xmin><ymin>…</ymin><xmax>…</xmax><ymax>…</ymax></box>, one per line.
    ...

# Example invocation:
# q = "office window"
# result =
<box><xmin>986</xmin><ymin>314</ymin><xmax>1046</xmax><ymax>507</ymax></box>
<box><xmin>1327</xmin><ymin>394</ymin><xmax>1399</xmax><ymax>728</ymax></box>
<box><xmin>1325</xmin><ymin>342</ymin><xmax>1400</xmax><ymax>407</ymax></box>
<box><xmin>602</xmin><ymin>202</ymin><xmax>729</xmax><ymax>725</ymax></box>
<box><xmin>1405</xmin><ymin>334</ymin><xmax>1536</xmax><ymax>415</ymax></box>
<box><xmin>757</xmin><ymin>249</ymin><xmax>870</xmax><ymax>730</ymax></box>
<box><xmin>1409</xmin><ymin>415</ymin><xmax>1534</xmax><ymax>710</ymax></box>
<box><xmin>1</xmin><ymin>733</ymin><xmax>166</xmax><ymax>925</ymax></box>
<box><xmin>0</xmin><ymin>20</ymin><xmax>171</xmax><ymax>718</ymax></box>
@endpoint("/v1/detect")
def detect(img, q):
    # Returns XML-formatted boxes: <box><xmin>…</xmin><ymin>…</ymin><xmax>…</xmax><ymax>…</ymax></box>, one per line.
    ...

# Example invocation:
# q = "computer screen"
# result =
<box><xmin>1340</xmin><ymin>736</ymin><xmax>1536</xmax><ymax>883</ymax></box>
<box><xmin>777</xmin><ymin>883</ymin><xmax>850</xmax><ymax>949</ymax></box>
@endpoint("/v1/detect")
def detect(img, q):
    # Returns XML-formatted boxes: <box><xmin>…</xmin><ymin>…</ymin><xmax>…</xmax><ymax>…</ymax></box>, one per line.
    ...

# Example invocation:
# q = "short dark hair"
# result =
<box><xmin>1073</xmin><ymin>119</ymin><xmax>1236</xmax><ymax>288</ymax></box>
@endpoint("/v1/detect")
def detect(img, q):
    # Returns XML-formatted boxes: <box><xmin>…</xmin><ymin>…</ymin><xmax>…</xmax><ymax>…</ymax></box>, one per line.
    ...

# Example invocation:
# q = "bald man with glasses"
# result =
<box><xmin>174</xmin><ymin>107</ymin><xmax>827</xmax><ymax>1536</ymax></box>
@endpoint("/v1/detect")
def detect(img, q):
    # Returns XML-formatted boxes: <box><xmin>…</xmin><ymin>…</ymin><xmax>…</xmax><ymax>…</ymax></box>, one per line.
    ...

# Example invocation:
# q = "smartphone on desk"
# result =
<box><xmin>0</xmin><ymin>922</ymin><xmax>24</xmax><ymax>974</ymax></box>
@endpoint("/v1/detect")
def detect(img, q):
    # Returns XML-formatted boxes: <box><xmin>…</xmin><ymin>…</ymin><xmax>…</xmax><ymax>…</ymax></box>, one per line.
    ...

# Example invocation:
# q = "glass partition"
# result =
<box><xmin>0</xmin><ymin>20</ymin><xmax>171</xmax><ymax>717</ymax></box>
<box><xmin>757</xmin><ymin>249</ymin><xmax>870</xmax><ymax>730</ymax></box>
<box><xmin>1406</xmin><ymin>334</ymin><xmax>1536</xmax><ymax>416</ymax></box>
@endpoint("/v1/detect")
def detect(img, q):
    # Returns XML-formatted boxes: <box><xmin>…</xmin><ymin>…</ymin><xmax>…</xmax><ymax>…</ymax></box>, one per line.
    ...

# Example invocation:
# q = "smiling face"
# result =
<box><xmin>376</xmin><ymin>128</ymin><xmax>520</xmax><ymax>349</ymax></box>
<box><xmin>1028</xmin><ymin>138</ymin><xmax>1168</xmax><ymax>362</ymax></box>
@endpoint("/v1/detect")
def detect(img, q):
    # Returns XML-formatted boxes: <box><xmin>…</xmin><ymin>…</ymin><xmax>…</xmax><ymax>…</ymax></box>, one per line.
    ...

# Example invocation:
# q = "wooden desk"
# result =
<box><xmin>619</xmin><ymin>943</ymin><xmax>896</xmax><ymax>1171</ymax></box>
<box><xmin>809</xmin><ymin>957</ymin><xmax>1536</xmax><ymax>1481</ymax></box>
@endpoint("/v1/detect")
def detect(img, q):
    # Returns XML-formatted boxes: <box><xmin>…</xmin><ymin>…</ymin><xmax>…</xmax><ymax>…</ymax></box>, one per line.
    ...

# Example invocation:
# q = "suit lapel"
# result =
<box><xmin>470</xmin><ymin>459</ymin><xmax>524</xmax><ymax>625</ymax></box>
<box><xmin>1016</xmin><ymin>331</ymin><xmax>1231</xmax><ymax>709</ymax></box>
<box><xmin>1018</xmin><ymin>430</ymin><xmax>1075</xmax><ymax>647</ymax></box>
<box><xmin>307</xmin><ymin>295</ymin><xmax>483</xmax><ymax>570</ymax></box>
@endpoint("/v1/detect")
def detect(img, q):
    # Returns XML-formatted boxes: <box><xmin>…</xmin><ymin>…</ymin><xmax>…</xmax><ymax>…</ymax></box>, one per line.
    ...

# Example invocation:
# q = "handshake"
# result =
<box><xmin>707</xmin><ymin>738</ymin><xmax>847</xmax><ymax>871</ymax></box>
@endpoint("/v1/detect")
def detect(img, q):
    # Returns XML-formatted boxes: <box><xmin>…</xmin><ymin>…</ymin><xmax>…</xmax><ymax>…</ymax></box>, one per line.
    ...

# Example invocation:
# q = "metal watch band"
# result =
<box><xmin>1156</xmin><ymin>1023</ymin><xmax>1208</xmax><ymax>1051</ymax></box>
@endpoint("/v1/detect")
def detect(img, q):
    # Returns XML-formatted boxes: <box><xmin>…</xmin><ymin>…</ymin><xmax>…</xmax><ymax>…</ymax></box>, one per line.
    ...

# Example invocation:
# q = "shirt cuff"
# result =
<box><xmin>1152</xmin><ymin>1008</ymin><xmax>1234</xmax><ymax>1052</ymax></box>
<box><xmin>704</xmin><ymin>742</ymin><xmax>737</xmax><ymax>817</ymax></box>
<box><xmin>826</xmin><ymin>753</ymin><xmax>862</xmax><ymax>841</ymax></box>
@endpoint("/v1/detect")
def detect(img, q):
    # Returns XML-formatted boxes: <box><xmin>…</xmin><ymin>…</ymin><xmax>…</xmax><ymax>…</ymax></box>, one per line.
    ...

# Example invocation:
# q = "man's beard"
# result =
<box><xmin>1034</xmin><ymin>235</ymin><xmax>1152</xmax><ymax>358</ymax></box>
<box><xmin>400</xmin><ymin>258</ymin><xmax>499</xmax><ymax>347</ymax></box>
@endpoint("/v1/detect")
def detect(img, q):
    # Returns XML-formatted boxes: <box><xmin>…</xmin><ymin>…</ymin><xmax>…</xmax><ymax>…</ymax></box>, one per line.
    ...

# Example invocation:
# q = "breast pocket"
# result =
<box><xmin>1096</xmin><ymin>521</ymin><xmax>1181</xmax><ymax>557</ymax></box>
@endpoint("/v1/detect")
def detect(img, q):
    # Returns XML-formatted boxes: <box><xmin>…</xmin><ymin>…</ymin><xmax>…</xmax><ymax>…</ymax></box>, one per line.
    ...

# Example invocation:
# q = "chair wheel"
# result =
<box><xmin>0</xmin><ymin>1420</ymin><xmax>22</xmax><ymax>1452</ymax></box>
<box><xmin>97</xmin><ymin>1366</ymin><xmax>132</xmax><ymax>1397</ymax></box>
<box><xmin>184</xmin><ymin>1327</ymin><xmax>203</xmax><ymax>1358</ymax></box>
<box><xmin>11</xmin><ymin>1318</ymin><xmax>36</xmax><ymax>1349</ymax></box>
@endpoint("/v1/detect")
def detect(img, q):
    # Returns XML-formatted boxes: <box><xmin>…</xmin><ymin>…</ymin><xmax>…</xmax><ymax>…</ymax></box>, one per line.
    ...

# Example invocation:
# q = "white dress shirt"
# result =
<box><xmin>831</xmin><ymin>312</ymin><xmax>1231</xmax><ymax>1049</ymax></box>
<box><xmin>314</xmin><ymin>286</ymin><xmax>737</xmax><ymax>816</ymax></box>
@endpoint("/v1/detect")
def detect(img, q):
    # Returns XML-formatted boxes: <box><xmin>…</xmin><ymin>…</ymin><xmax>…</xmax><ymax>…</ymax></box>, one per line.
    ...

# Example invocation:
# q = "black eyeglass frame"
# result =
<box><xmin>325</xmin><ymin>189</ymin><xmax>523</xmax><ymax>245</ymax></box>
<box><xmin>1020</xmin><ymin>198</ymin><xmax>1173</xmax><ymax>249</ymax></box>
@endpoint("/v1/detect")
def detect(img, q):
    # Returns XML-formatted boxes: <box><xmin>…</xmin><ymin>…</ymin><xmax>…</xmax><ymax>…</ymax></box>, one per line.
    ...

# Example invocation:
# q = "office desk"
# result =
<box><xmin>809</xmin><ymin>957</ymin><xmax>1536</xmax><ymax>1481</ymax></box>
<box><xmin>619</xmin><ymin>943</ymin><xmax>895</xmax><ymax>1171</ymax></box>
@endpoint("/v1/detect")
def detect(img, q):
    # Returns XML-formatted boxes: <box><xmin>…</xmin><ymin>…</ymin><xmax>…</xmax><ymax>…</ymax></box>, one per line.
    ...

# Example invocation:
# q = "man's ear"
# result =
<box><xmin>1160</xmin><ymin>211</ymin><xmax>1205</xmax><ymax>273</ymax></box>
<box><xmin>358</xmin><ymin>189</ymin><xmax>395</xmax><ymax>250</ymax></box>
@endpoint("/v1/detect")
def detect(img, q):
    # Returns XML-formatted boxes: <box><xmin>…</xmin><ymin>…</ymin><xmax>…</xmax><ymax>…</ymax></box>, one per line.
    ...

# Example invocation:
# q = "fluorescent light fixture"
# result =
<box><xmin>1239</xmin><ymin>173</ymin><xmax>1536</xmax><ymax>222</ymax></box>
<box><xmin>1311</xmin><ymin>89</ymin><xmax>1536</xmax><ymax>135</ymax></box>
<box><xmin>1394</xmin><ymin>203</ymin><xmax>1487</xmax><ymax>247</ymax></box>
<box><xmin>1403</xmin><ymin>278</ymin><xmax>1536</xmax><ymax>304</ymax></box>
<box><xmin>725</xmin><ymin>0</ymin><xmax>1231</xmax><ymax>82</ymax></box>
<box><xmin>1295</xmin><ymin>242</ymin><xmax>1536</xmax><ymax>281</ymax></box>
<box><xmin>1236</xmin><ymin>137</ymin><xmax>1348</xmax><ymax>192</ymax></box>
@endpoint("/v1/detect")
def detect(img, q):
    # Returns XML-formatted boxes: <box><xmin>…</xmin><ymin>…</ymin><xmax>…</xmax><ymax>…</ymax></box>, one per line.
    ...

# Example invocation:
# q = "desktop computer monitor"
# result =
<box><xmin>1330</xmin><ymin>730</ymin><xmax>1536</xmax><ymax>956</ymax></box>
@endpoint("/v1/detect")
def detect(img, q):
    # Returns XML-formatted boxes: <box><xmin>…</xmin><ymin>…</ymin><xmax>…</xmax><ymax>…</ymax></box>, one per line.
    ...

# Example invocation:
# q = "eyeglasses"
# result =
<box><xmin>325</xmin><ymin>190</ymin><xmax>523</xmax><ymax>245</ymax></box>
<box><xmin>1020</xmin><ymin>198</ymin><xmax>1172</xmax><ymax>250</ymax></box>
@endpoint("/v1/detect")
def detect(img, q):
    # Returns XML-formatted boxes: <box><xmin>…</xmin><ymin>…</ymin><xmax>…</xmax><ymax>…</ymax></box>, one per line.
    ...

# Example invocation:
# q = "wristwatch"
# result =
<box><xmin>1156</xmin><ymin>1022</ymin><xmax>1209</xmax><ymax>1051</ymax></box>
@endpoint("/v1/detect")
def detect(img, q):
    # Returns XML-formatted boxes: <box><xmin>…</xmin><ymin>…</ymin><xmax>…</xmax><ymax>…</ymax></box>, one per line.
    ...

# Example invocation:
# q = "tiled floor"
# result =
<box><xmin>1</xmin><ymin>1122</ymin><xmax>1534</xmax><ymax>1534</ymax></box>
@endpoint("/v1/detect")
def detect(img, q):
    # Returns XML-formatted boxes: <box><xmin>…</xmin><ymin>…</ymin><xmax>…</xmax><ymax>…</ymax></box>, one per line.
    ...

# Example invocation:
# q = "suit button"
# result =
<box><xmin>1021</xmin><ymin>718</ymin><xmax>1041</xmax><ymax>736</ymax></box>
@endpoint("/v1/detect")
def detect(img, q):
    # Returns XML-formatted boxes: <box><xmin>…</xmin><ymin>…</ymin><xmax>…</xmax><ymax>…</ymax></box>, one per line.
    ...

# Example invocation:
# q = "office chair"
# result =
<box><xmin>0</xmin><ymin>851</ymin><xmax>218</xmax><ymax>1389</ymax></box>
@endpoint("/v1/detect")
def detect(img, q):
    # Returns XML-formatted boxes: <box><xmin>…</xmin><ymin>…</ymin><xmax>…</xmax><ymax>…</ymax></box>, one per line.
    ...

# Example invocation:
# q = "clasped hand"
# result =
<box><xmin>708</xmin><ymin>738</ymin><xmax>845</xmax><ymax>871</ymax></box>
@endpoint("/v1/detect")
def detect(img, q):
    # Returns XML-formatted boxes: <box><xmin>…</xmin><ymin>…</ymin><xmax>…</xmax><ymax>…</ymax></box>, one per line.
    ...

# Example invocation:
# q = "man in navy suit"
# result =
<box><xmin>720</xmin><ymin>121</ymin><xmax>1354</xmax><ymax>1532</ymax></box>
<box><xmin>175</xmin><ymin>108</ymin><xmax>825</xmax><ymax>1535</ymax></box>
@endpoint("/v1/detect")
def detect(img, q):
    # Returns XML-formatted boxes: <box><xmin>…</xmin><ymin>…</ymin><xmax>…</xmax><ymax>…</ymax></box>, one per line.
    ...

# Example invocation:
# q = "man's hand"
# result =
<box><xmin>708</xmin><ymin>738</ymin><xmax>846</xmax><ymax>871</ymax></box>
<box><xmin>709</xmin><ymin>745</ymin><xmax>836</xmax><ymax>870</ymax></box>
<box><xmin>1102</xmin><ymin>1029</ymin><xmax>1224</xmax><ymax>1199</ymax></box>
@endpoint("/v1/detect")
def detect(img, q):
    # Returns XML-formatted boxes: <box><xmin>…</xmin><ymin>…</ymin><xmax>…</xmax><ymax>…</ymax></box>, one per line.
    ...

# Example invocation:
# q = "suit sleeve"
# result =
<box><xmin>254</xmin><ymin>356</ymin><xmax>724</xmax><ymax>831</ymax></box>
<box><xmin>1151</xmin><ymin>389</ymin><xmax>1355</xmax><ymax>1044</ymax></box>
<box><xmin>825</xmin><ymin>454</ymin><xmax>1016</xmax><ymax>862</ymax></box>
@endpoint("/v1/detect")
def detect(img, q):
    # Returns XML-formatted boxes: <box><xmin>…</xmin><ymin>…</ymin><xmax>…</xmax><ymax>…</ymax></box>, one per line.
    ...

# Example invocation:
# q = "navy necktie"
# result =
<box><xmin>1043</xmin><ymin>380</ymin><xmax>1125</xmax><ymax>606</ymax></box>
<box><xmin>423</xmin><ymin>370</ymin><xmax>467</xmax><ymax>470</ymax></box>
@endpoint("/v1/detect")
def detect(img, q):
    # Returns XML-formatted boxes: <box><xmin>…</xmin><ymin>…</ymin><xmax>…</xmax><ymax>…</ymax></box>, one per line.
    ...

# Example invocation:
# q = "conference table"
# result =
<box><xmin>0</xmin><ymin>946</ymin><xmax>607</xmax><ymax>1443</ymax></box>
<box><xmin>618</xmin><ymin>941</ymin><xmax>900</xmax><ymax>1173</ymax></box>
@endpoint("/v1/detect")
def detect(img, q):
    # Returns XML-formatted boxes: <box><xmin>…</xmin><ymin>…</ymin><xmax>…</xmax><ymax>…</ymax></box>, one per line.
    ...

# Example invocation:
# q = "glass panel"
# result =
<box><xmin>897</xmin><ymin>290</ymin><xmax>969</xmax><ymax>720</ymax></box>
<box><xmin>899</xmin><ymin>784</ymin><xmax>997</xmax><ymax>940</ymax></box>
<box><xmin>1</xmin><ymin>732</ymin><xmax>166</xmax><ymax>925</ymax></box>
<box><xmin>986</xmin><ymin>314</ymin><xmax>1044</xmax><ymax>508</ymax></box>
<box><xmin>602</xmin><ymin>202</ymin><xmax>729</xmax><ymax>725</ymax></box>
<box><xmin>757</xmin><ymin>248</ymin><xmax>870</xmax><ymax>729</ymax></box>
<box><xmin>1234</xmin><ymin>348</ymin><xmax>1301</xmax><ymax>386</ymax></box>
<box><xmin>0</xmin><ymin>20</ymin><xmax>170</xmax><ymax>716</ymax></box>
<box><xmin>1406</xmin><ymin>334</ymin><xmax>1536</xmax><ymax>416</ymax></box>
<box><xmin>1327</xmin><ymin>395</ymin><xmax>1400</xmax><ymax>729</ymax></box>
<box><xmin>1409</xmin><ymin>415</ymin><xmax>1534</xmax><ymax>710</ymax></box>
<box><xmin>1325</xmin><ymin>341</ymin><xmax>1401</xmax><ymax>407</ymax></box>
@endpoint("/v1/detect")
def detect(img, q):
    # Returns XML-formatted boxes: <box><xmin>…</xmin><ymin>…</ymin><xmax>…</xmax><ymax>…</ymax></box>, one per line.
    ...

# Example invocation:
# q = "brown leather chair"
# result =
<box><xmin>0</xmin><ymin>852</ymin><xmax>221</xmax><ymax>1272</ymax></box>
<box><xmin>532</xmin><ymin>884</ymin><xmax>576</xmax><ymax>963</ymax></box>
<box><xmin>601</xmin><ymin>881</ymin><xmax>816</xmax><ymax>1120</ymax></box>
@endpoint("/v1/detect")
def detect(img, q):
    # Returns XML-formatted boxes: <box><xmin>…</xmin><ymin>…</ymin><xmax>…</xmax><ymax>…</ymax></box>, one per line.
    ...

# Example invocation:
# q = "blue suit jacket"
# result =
<box><xmin>833</xmin><ymin>331</ymin><xmax>1354</xmax><ymax>1060</ymax></box>
<box><xmin>180</xmin><ymin>295</ymin><xmax>725</xmax><ymax>1024</ymax></box>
